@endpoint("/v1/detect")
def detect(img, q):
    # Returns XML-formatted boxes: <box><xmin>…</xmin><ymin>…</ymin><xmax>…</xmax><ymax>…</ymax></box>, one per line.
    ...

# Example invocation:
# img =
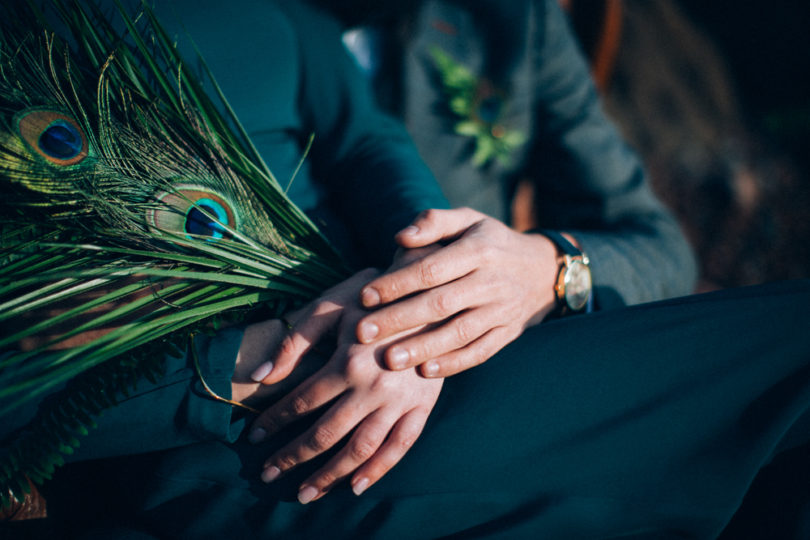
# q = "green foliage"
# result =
<box><xmin>0</xmin><ymin>0</ymin><xmax>350</xmax><ymax>506</ymax></box>
<box><xmin>429</xmin><ymin>47</ymin><xmax>527</xmax><ymax>167</ymax></box>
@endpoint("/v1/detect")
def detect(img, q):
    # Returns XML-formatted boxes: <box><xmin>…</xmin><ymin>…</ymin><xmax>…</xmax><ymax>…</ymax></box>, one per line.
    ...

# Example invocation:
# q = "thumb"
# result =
<box><xmin>395</xmin><ymin>208</ymin><xmax>482</xmax><ymax>248</ymax></box>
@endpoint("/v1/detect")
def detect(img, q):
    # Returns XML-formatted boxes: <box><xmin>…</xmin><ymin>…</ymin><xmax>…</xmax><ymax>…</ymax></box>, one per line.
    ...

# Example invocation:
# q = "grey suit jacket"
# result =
<box><xmin>348</xmin><ymin>0</ymin><xmax>697</xmax><ymax>307</ymax></box>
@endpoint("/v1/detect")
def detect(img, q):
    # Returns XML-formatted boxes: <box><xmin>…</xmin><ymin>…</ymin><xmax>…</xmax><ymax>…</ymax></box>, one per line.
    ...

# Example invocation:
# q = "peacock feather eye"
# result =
<box><xmin>15</xmin><ymin>108</ymin><xmax>90</xmax><ymax>166</ymax></box>
<box><xmin>148</xmin><ymin>186</ymin><xmax>238</xmax><ymax>241</ymax></box>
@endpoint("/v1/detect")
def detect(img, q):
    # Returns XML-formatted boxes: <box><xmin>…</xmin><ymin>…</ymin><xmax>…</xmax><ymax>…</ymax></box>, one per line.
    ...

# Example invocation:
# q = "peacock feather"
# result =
<box><xmin>0</xmin><ymin>0</ymin><xmax>349</xmax><ymax>507</ymax></box>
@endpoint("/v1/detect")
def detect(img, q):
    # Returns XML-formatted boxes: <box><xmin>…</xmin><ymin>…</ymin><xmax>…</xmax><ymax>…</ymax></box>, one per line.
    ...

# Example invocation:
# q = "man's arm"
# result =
<box><xmin>279</xmin><ymin>0</ymin><xmax>450</xmax><ymax>268</ymax></box>
<box><xmin>525</xmin><ymin>0</ymin><xmax>696</xmax><ymax>307</ymax></box>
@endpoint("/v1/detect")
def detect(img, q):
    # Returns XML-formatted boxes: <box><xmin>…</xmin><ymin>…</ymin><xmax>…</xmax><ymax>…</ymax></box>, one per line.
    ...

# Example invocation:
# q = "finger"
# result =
<box><xmin>259</xmin><ymin>393</ymin><xmax>364</xmax><ymax>483</ymax></box>
<box><xmin>382</xmin><ymin>307</ymin><xmax>497</xmax><ymax>371</ymax></box>
<box><xmin>257</xmin><ymin>302</ymin><xmax>342</xmax><ymax>385</ymax></box>
<box><xmin>419</xmin><ymin>325</ymin><xmax>515</xmax><ymax>378</ymax></box>
<box><xmin>350</xmin><ymin>407</ymin><xmax>430</xmax><ymax>496</ymax></box>
<box><xmin>358</xmin><ymin>277</ymin><xmax>482</xmax><ymax>346</ymax></box>
<box><xmin>236</xmin><ymin>319</ymin><xmax>288</xmax><ymax>383</ymax></box>
<box><xmin>394</xmin><ymin>207</ymin><xmax>483</xmax><ymax>249</ymax></box>
<box><xmin>295</xmin><ymin>408</ymin><xmax>395</xmax><ymax>503</ymax></box>
<box><xmin>255</xmin><ymin>268</ymin><xmax>379</xmax><ymax>384</ymax></box>
<box><xmin>388</xmin><ymin>244</ymin><xmax>442</xmax><ymax>272</ymax></box>
<box><xmin>358</xmin><ymin>239</ymin><xmax>478</xmax><ymax>320</ymax></box>
<box><xmin>248</xmin><ymin>367</ymin><xmax>347</xmax><ymax>443</ymax></box>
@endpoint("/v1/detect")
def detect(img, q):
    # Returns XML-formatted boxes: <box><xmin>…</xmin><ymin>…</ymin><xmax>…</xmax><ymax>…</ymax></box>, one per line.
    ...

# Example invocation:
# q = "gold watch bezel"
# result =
<box><xmin>554</xmin><ymin>254</ymin><xmax>592</xmax><ymax>312</ymax></box>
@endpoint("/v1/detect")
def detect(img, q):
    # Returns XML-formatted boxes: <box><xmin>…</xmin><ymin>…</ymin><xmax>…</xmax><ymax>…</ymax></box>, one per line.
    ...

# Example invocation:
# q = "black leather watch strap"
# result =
<box><xmin>526</xmin><ymin>228</ymin><xmax>592</xmax><ymax>316</ymax></box>
<box><xmin>526</xmin><ymin>228</ymin><xmax>582</xmax><ymax>256</ymax></box>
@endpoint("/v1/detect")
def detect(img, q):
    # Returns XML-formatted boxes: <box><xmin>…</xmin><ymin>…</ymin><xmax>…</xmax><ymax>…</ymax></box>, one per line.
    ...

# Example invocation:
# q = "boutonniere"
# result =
<box><xmin>430</xmin><ymin>47</ymin><xmax>526</xmax><ymax>167</ymax></box>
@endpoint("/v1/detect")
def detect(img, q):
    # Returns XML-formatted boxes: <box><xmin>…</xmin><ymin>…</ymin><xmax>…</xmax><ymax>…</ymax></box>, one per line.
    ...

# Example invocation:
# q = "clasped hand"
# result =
<box><xmin>237</xmin><ymin>208</ymin><xmax>559</xmax><ymax>503</ymax></box>
<box><xmin>238</xmin><ymin>269</ymin><xmax>443</xmax><ymax>504</ymax></box>
<box><xmin>356</xmin><ymin>207</ymin><xmax>559</xmax><ymax>377</ymax></box>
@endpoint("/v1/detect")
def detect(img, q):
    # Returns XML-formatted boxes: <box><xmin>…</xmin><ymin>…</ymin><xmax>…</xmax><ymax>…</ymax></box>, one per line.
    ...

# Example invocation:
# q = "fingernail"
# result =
<box><xmin>400</xmin><ymin>225</ymin><xmax>419</xmax><ymax>236</ymax></box>
<box><xmin>249</xmin><ymin>427</ymin><xmax>267</xmax><ymax>444</ymax></box>
<box><xmin>389</xmin><ymin>347</ymin><xmax>410</xmax><ymax>369</ymax></box>
<box><xmin>250</xmin><ymin>361</ymin><xmax>274</xmax><ymax>382</ymax></box>
<box><xmin>359</xmin><ymin>321</ymin><xmax>379</xmax><ymax>342</ymax></box>
<box><xmin>425</xmin><ymin>361</ymin><xmax>440</xmax><ymax>377</ymax></box>
<box><xmin>352</xmin><ymin>477</ymin><xmax>370</xmax><ymax>496</ymax></box>
<box><xmin>361</xmin><ymin>287</ymin><xmax>381</xmax><ymax>307</ymax></box>
<box><xmin>298</xmin><ymin>485</ymin><xmax>319</xmax><ymax>504</ymax></box>
<box><xmin>261</xmin><ymin>465</ymin><xmax>281</xmax><ymax>483</ymax></box>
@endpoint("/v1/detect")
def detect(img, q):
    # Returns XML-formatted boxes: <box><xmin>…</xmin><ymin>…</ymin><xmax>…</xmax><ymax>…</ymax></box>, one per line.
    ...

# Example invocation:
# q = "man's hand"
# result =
<box><xmin>244</xmin><ymin>269</ymin><xmax>380</xmax><ymax>386</ymax></box>
<box><xmin>230</xmin><ymin>269</ymin><xmax>380</xmax><ymax>408</ymax></box>
<box><xmin>356</xmin><ymin>207</ymin><xmax>560</xmax><ymax>378</ymax></box>
<box><xmin>246</xmin><ymin>269</ymin><xmax>443</xmax><ymax>504</ymax></box>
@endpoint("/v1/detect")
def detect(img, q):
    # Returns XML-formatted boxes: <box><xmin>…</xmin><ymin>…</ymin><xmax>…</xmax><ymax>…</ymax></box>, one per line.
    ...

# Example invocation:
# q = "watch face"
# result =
<box><xmin>564</xmin><ymin>259</ymin><xmax>592</xmax><ymax>311</ymax></box>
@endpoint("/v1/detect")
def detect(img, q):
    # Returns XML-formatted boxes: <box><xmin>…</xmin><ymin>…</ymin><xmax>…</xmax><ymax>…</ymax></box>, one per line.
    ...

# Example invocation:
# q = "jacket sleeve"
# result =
<box><xmin>280</xmin><ymin>0</ymin><xmax>450</xmax><ymax>268</ymax></box>
<box><xmin>527</xmin><ymin>0</ymin><xmax>696</xmax><ymax>308</ymax></box>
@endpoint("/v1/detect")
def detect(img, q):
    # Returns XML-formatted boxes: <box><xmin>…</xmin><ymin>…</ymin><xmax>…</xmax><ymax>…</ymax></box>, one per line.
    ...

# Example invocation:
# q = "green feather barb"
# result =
<box><xmin>0</xmin><ymin>0</ymin><xmax>350</xmax><ymax>506</ymax></box>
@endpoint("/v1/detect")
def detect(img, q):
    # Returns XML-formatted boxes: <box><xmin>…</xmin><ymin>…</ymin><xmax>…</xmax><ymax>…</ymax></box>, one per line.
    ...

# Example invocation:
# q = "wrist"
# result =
<box><xmin>520</xmin><ymin>232</ymin><xmax>560</xmax><ymax>325</ymax></box>
<box><xmin>526</xmin><ymin>229</ymin><xmax>592</xmax><ymax>315</ymax></box>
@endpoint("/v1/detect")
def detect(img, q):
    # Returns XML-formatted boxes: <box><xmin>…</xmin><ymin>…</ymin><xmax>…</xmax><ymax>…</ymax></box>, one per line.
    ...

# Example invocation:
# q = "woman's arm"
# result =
<box><xmin>279</xmin><ymin>0</ymin><xmax>450</xmax><ymax>268</ymax></box>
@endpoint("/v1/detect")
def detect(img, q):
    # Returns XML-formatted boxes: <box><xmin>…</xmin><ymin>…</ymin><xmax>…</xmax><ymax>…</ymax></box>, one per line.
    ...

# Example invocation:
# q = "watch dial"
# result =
<box><xmin>564</xmin><ymin>260</ymin><xmax>592</xmax><ymax>310</ymax></box>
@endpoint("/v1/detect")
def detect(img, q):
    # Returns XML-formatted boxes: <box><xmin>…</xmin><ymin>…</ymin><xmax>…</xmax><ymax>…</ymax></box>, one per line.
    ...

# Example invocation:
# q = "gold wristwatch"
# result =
<box><xmin>534</xmin><ymin>229</ymin><xmax>592</xmax><ymax>314</ymax></box>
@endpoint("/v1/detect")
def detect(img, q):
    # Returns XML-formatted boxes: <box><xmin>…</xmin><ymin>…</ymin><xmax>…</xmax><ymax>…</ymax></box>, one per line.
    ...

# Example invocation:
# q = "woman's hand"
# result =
<box><xmin>356</xmin><ymin>207</ymin><xmax>560</xmax><ymax>378</ymax></box>
<box><xmin>245</xmin><ymin>271</ymin><xmax>384</xmax><ymax>387</ymax></box>
<box><xmin>231</xmin><ymin>269</ymin><xmax>380</xmax><ymax>409</ymax></box>
<box><xmin>247</xmin><ymin>269</ymin><xmax>443</xmax><ymax>504</ymax></box>
<box><xmin>230</xmin><ymin>318</ymin><xmax>321</xmax><ymax>408</ymax></box>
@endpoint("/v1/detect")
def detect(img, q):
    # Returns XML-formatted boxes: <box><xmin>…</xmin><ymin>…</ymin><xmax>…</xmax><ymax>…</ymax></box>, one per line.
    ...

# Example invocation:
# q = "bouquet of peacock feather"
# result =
<box><xmin>0</xmin><ymin>0</ymin><xmax>348</xmax><ymax>507</ymax></box>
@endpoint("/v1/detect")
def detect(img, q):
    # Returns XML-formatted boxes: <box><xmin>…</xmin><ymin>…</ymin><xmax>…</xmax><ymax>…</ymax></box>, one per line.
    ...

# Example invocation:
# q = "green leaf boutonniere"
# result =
<box><xmin>430</xmin><ymin>47</ymin><xmax>526</xmax><ymax>167</ymax></box>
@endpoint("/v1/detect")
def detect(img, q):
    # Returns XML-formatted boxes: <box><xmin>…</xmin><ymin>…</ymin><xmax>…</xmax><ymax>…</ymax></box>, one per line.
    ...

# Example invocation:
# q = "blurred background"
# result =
<box><xmin>571</xmin><ymin>0</ymin><xmax>810</xmax><ymax>290</ymax></box>
<box><xmin>582</xmin><ymin>5</ymin><xmax>810</xmax><ymax>533</ymax></box>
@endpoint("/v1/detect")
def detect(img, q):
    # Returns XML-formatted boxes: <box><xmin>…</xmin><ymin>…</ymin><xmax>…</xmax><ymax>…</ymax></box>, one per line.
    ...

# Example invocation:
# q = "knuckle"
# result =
<box><xmin>349</xmin><ymin>437</ymin><xmax>378</xmax><ymax>462</ymax></box>
<box><xmin>428</xmin><ymin>291</ymin><xmax>453</xmax><ymax>316</ymax></box>
<box><xmin>278</xmin><ymin>335</ymin><xmax>297</xmax><ymax>357</ymax></box>
<box><xmin>289</xmin><ymin>394</ymin><xmax>313</xmax><ymax>416</ymax></box>
<box><xmin>383</xmin><ymin>308</ymin><xmax>408</xmax><ymax>332</ymax></box>
<box><xmin>308</xmin><ymin>425</ymin><xmax>337</xmax><ymax>453</ymax></box>
<box><xmin>418</xmin><ymin>259</ymin><xmax>441</xmax><ymax>287</ymax></box>
<box><xmin>316</xmin><ymin>470</ymin><xmax>338</xmax><ymax>489</ymax></box>
<box><xmin>469</xmin><ymin>345</ymin><xmax>489</xmax><ymax>368</ymax></box>
<box><xmin>276</xmin><ymin>453</ymin><xmax>298</xmax><ymax>470</ymax></box>
<box><xmin>454</xmin><ymin>318</ymin><xmax>474</xmax><ymax>344</ymax></box>
<box><xmin>437</xmin><ymin>353</ymin><xmax>464</xmax><ymax>377</ymax></box>
<box><xmin>256</xmin><ymin>416</ymin><xmax>279</xmax><ymax>434</ymax></box>
<box><xmin>376</xmin><ymin>277</ymin><xmax>399</xmax><ymax>301</ymax></box>
<box><xmin>345</xmin><ymin>351</ymin><xmax>371</xmax><ymax>380</ymax></box>
<box><xmin>396</xmin><ymin>432</ymin><xmax>417</xmax><ymax>452</ymax></box>
<box><xmin>478</xmin><ymin>242</ymin><xmax>499</xmax><ymax>263</ymax></box>
<box><xmin>420</xmin><ymin>208</ymin><xmax>440</xmax><ymax>224</ymax></box>
<box><xmin>369</xmin><ymin>373</ymin><xmax>396</xmax><ymax>394</ymax></box>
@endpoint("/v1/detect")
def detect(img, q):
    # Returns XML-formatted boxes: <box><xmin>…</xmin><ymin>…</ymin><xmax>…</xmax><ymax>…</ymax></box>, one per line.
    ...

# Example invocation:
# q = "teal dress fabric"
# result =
<box><xmin>148</xmin><ymin>0</ymin><xmax>449</xmax><ymax>270</ymax></box>
<box><xmin>0</xmin><ymin>0</ymin><xmax>447</xmax><ymax>462</ymax></box>
<box><xmin>4</xmin><ymin>1</ymin><xmax>810</xmax><ymax>538</ymax></box>
<box><xmin>44</xmin><ymin>280</ymin><xmax>810</xmax><ymax>539</ymax></box>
